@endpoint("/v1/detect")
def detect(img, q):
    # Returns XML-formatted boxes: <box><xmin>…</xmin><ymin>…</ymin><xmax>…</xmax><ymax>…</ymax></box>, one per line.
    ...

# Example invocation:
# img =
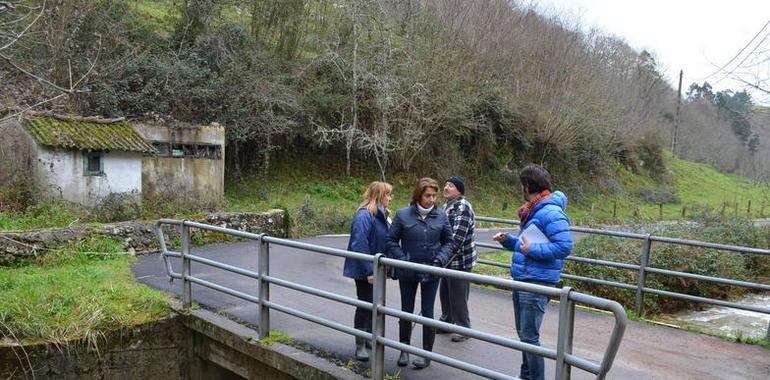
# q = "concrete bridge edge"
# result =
<box><xmin>179</xmin><ymin>304</ymin><xmax>365</xmax><ymax>380</ymax></box>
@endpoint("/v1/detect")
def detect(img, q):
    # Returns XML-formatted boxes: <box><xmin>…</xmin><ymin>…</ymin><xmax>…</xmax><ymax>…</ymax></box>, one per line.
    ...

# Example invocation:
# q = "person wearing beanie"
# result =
<box><xmin>446</xmin><ymin>176</ymin><xmax>465</xmax><ymax>196</ymax></box>
<box><xmin>438</xmin><ymin>176</ymin><xmax>477</xmax><ymax>343</ymax></box>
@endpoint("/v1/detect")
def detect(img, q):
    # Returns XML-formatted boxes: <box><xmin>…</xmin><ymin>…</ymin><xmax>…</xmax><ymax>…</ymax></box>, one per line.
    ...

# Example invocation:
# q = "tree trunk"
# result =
<box><xmin>348</xmin><ymin>1</ymin><xmax>358</xmax><ymax>177</ymax></box>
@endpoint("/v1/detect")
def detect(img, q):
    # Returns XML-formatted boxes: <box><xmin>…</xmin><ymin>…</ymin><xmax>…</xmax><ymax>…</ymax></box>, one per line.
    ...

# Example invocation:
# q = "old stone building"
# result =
<box><xmin>0</xmin><ymin>116</ymin><xmax>225</xmax><ymax>207</ymax></box>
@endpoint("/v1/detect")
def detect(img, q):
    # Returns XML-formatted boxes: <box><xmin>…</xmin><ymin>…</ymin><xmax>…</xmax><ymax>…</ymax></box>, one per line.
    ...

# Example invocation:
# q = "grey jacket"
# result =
<box><xmin>386</xmin><ymin>204</ymin><xmax>454</xmax><ymax>282</ymax></box>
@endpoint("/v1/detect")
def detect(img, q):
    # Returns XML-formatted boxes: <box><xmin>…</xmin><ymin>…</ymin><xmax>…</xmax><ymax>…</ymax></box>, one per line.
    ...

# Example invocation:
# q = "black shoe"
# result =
<box><xmin>412</xmin><ymin>357</ymin><xmax>431</xmax><ymax>369</ymax></box>
<box><xmin>397</xmin><ymin>352</ymin><xmax>409</xmax><ymax>367</ymax></box>
<box><xmin>436</xmin><ymin>318</ymin><xmax>452</xmax><ymax>334</ymax></box>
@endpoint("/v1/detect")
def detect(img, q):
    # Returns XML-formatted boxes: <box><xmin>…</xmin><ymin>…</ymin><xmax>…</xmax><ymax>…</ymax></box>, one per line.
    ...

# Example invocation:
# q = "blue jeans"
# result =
<box><xmin>512</xmin><ymin>289</ymin><xmax>550</xmax><ymax>380</ymax></box>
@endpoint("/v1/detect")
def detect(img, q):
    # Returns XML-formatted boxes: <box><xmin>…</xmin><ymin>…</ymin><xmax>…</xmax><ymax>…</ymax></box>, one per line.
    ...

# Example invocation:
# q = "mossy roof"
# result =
<box><xmin>23</xmin><ymin>117</ymin><xmax>157</xmax><ymax>153</ymax></box>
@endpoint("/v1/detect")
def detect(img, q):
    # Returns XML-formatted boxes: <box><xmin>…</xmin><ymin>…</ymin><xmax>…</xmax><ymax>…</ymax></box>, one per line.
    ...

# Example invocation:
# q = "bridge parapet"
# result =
<box><xmin>155</xmin><ymin>219</ymin><xmax>629</xmax><ymax>380</ymax></box>
<box><xmin>476</xmin><ymin>215</ymin><xmax>770</xmax><ymax>343</ymax></box>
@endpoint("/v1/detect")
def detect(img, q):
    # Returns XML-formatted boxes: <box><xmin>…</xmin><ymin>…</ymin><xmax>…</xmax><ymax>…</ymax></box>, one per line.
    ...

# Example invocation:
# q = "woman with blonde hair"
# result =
<box><xmin>386</xmin><ymin>177</ymin><xmax>453</xmax><ymax>369</ymax></box>
<box><xmin>343</xmin><ymin>181</ymin><xmax>393</xmax><ymax>361</ymax></box>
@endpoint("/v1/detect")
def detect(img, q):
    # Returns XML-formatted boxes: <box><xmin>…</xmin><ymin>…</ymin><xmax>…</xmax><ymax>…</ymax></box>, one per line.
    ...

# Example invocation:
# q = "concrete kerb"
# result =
<box><xmin>177</xmin><ymin>303</ymin><xmax>365</xmax><ymax>380</ymax></box>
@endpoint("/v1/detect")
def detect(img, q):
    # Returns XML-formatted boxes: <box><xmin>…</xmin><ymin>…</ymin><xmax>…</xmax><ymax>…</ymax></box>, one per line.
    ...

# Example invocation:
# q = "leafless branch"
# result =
<box><xmin>0</xmin><ymin>92</ymin><xmax>67</xmax><ymax>123</ymax></box>
<box><xmin>0</xmin><ymin>32</ymin><xmax>101</xmax><ymax>96</ymax></box>
<box><xmin>26</xmin><ymin>110</ymin><xmax>126</xmax><ymax>123</ymax></box>
<box><xmin>732</xmin><ymin>75</ymin><xmax>770</xmax><ymax>95</ymax></box>
<box><xmin>0</xmin><ymin>52</ymin><xmax>72</xmax><ymax>93</ymax></box>
<box><xmin>0</xmin><ymin>0</ymin><xmax>45</xmax><ymax>51</ymax></box>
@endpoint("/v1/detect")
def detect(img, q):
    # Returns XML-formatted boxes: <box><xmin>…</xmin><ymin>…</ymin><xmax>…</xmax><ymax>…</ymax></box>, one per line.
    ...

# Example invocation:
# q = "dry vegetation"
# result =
<box><xmin>1</xmin><ymin>0</ymin><xmax>767</xmax><ymax>195</ymax></box>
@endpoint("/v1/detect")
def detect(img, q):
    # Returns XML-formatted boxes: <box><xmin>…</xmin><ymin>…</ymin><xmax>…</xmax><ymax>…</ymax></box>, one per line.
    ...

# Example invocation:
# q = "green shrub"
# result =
<box><xmin>92</xmin><ymin>192</ymin><xmax>142</xmax><ymax>222</ymax></box>
<box><xmin>0</xmin><ymin>184</ymin><xmax>34</xmax><ymax>213</ymax></box>
<box><xmin>291</xmin><ymin>197</ymin><xmax>350</xmax><ymax>237</ymax></box>
<box><xmin>633</xmin><ymin>186</ymin><xmax>680</xmax><ymax>204</ymax></box>
<box><xmin>0</xmin><ymin>201</ymin><xmax>88</xmax><ymax>231</ymax></box>
<box><xmin>565</xmin><ymin>217</ymin><xmax>768</xmax><ymax>315</ymax></box>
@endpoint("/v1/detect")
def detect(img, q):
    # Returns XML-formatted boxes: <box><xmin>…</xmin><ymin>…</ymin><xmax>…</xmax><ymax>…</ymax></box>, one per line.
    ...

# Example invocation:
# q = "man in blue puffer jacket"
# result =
<box><xmin>493</xmin><ymin>164</ymin><xmax>572</xmax><ymax>380</ymax></box>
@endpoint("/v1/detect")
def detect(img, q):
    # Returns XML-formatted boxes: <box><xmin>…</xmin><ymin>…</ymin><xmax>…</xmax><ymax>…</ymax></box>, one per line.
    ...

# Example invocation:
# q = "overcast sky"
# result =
<box><xmin>530</xmin><ymin>0</ymin><xmax>770</xmax><ymax>103</ymax></box>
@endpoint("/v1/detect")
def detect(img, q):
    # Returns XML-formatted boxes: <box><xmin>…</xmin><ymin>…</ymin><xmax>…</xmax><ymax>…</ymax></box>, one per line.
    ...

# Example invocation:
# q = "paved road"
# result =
<box><xmin>133</xmin><ymin>230</ymin><xmax>770</xmax><ymax>379</ymax></box>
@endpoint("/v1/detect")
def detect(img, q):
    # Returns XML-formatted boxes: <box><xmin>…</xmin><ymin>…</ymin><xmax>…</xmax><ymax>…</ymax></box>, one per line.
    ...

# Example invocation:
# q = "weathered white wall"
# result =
<box><xmin>35</xmin><ymin>148</ymin><xmax>142</xmax><ymax>206</ymax></box>
<box><xmin>142</xmin><ymin>157</ymin><xmax>223</xmax><ymax>205</ymax></box>
<box><xmin>134</xmin><ymin>122</ymin><xmax>225</xmax><ymax>205</ymax></box>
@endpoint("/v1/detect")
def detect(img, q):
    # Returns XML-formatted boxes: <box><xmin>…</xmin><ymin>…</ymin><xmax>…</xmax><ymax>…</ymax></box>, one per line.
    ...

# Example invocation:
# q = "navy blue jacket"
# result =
<box><xmin>343</xmin><ymin>207</ymin><xmax>390</xmax><ymax>280</ymax></box>
<box><xmin>386</xmin><ymin>205</ymin><xmax>454</xmax><ymax>282</ymax></box>
<box><xmin>500</xmin><ymin>191</ymin><xmax>573</xmax><ymax>284</ymax></box>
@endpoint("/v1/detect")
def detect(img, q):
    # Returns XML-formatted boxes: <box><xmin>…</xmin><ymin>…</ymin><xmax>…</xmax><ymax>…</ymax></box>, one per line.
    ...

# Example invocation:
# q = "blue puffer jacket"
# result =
<box><xmin>386</xmin><ymin>205</ymin><xmax>454</xmax><ymax>282</ymax></box>
<box><xmin>343</xmin><ymin>207</ymin><xmax>390</xmax><ymax>280</ymax></box>
<box><xmin>500</xmin><ymin>191</ymin><xmax>573</xmax><ymax>284</ymax></box>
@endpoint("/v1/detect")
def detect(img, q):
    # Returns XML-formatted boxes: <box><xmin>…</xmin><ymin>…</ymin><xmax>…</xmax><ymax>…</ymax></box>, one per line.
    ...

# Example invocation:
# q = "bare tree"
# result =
<box><xmin>1</xmin><ymin>0</ymin><xmax>100</xmax><ymax>121</ymax></box>
<box><xmin>702</xmin><ymin>21</ymin><xmax>770</xmax><ymax>97</ymax></box>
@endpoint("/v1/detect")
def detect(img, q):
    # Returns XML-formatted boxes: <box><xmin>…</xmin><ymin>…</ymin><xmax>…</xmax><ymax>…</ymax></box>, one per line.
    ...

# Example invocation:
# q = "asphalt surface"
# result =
<box><xmin>133</xmin><ymin>229</ymin><xmax>770</xmax><ymax>379</ymax></box>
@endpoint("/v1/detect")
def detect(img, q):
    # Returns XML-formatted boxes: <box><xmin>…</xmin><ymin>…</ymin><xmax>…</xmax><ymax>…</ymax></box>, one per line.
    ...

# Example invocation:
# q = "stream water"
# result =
<box><xmin>672</xmin><ymin>293</ymin><xmax>770</xmax><ymax>339</ymax></box>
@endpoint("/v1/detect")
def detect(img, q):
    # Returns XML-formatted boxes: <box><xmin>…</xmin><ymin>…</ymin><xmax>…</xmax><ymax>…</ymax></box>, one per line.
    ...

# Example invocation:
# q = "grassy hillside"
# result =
<box><xmin>572</xmin><ymin>156</ymin><xmax>770</xmax><ymax>224</ymax></box>
<box><xmin>224</xmin><ymin>155</ymin><xmax>770</xmax><ymax>237</ymax></box>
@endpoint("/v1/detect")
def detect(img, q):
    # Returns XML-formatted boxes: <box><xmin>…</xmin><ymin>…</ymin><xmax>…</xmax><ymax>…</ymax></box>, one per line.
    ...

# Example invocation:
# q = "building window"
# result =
<box><xmin>83</xmin><ymin>152</ymin><xmax>104</xmax><ymax>176</ymax></box>
<box><xmin>148</xmin><ymin>141</ymin><xmax>222</xmax><ymax>160</ymax></box>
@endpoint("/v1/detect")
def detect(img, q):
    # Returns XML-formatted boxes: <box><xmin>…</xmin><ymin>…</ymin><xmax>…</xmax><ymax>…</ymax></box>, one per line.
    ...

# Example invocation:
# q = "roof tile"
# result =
<box><xmin>23</xmin><ymin>117</ymin><xmax>157</xmax><ymax>153</ymax></box>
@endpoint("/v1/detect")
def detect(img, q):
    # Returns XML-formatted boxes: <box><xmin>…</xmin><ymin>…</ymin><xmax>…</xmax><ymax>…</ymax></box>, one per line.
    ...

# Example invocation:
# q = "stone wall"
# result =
<box><xmin>0</xmin><ymin>209</ymin><xmax>285</xmax><ymax>265</ymax></box>
<box><xmin>0</xmin><ymin>306</ymin><xmax>363</xmax><ymax>380</ymax></box>
<box><xmin>0</xmin><ymin>316</ymin><xmax>185</xmax><ymax>380</ymax></box>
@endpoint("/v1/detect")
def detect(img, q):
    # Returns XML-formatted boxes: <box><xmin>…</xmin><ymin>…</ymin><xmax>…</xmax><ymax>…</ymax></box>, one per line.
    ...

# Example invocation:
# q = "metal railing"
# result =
<box><xmin>476</xmin><ymin>216</ymin><xmax>770</xmax><ymax>342</ymax></box>
<box><xmin>155</xmin><ymin>219</ymin><xmax>628</xmax><ymax>380</ymax></box>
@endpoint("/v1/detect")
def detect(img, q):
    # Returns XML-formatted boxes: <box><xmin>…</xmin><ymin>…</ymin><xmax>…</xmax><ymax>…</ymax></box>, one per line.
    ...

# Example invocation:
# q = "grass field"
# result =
<box><xmin>0</xmin><ymin>236</ymin><xmax>170</xmax><ymax>344</ymax></box>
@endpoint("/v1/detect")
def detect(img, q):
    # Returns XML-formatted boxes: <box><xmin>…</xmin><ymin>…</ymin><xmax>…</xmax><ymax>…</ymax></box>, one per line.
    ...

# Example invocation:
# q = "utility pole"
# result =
<box><xmin>671</xmin><ymin>69</ymin><xmax>683</xmax><ymax>155</ymax></box>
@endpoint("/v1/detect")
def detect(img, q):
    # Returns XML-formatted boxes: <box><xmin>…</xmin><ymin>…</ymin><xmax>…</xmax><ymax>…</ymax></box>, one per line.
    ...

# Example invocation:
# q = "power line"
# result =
<box><xmin>697</xmin><ymin>20</ymin><xmax>770</xmax><ymax>82</ymax></box>
<box><xmin>711</xmin><ymin>30</ymin><xmax>770</xmax><ymax>86</ymax></box>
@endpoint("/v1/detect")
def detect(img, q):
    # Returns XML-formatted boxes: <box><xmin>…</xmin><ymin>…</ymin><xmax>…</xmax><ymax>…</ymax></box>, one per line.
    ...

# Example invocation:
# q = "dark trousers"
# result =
<box><xmin>398</xmin><ymin>279</ymin><xmax>440</xmax><ymax>351</ymax></box>
<box><xmin>438</xmin><ymin>270</ymin><xmax>472</xmax><ymax>329</ymax></box>
<box><xmin>354</xmin><ymin>279</ymin><xmax>373</xmax><ymax>343</ymax></box>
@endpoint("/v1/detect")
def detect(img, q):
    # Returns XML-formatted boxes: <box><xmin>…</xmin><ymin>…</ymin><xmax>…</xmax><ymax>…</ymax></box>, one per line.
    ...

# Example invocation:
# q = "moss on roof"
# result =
<box><xmin>23</xmin><ymin>117</ymin><xmax>157</xmax><ymax>153</ymax></box>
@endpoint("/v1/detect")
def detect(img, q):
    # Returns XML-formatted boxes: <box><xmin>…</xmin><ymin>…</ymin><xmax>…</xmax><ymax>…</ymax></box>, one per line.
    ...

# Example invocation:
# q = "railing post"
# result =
<box><xmin>635</xmin><ymin>234</ymin><xmax>652</xmax><ymax>316</ymax></box>
<box><xmin>181</xmin><ymin>221</ymin><xmax>192</xmax><ymax>309</ymax></box>
<box><xmin>766</xmin><ymin>321</ymin><xmax>770</xmax><ymax>344</ymax></box>
<box><xmin>555</xmin><ymin>286</ymin><xmax>574</xmax><ymax>380</ymax></box>
<box><xmin>371</xmin><ymin>254</ymin><xmax>386</xmax><ymax>380</ymax></box>
<box><xmin>257</xmin><ymin>234</ymin><xmax>270</xmax><ymax>340</ymax></box>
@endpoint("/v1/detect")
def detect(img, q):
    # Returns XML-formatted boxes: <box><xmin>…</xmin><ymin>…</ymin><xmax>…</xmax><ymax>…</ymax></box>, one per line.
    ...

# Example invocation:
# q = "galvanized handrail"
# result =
<box><xmin>155</xmin><ymin>219</ymin><xmax>627</xmax><ymax>380</ymax></box>
<box><xmin>476</xmin><ymin>215</ymin><xmax>770</xmax><ymax>341</ymax></box>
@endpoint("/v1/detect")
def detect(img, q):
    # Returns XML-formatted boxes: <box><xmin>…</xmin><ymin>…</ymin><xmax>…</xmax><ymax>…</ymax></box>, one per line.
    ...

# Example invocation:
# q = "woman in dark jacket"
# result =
<box><xmin>386</xmin><ymin>177</ymin><xmax>453</xmax><ymax>369</ymax></box>
<box><xmin>343</xmin><ymin>181</ymin><xmax>393</xmax><ymax>362</ymax></box>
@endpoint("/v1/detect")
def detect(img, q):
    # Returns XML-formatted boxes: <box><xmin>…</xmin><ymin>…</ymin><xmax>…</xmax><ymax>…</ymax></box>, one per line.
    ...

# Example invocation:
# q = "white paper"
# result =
<box><xmin>520</xmin><ymin>224</ymin><xmax>550</xmax><ymax>244</ymax></box>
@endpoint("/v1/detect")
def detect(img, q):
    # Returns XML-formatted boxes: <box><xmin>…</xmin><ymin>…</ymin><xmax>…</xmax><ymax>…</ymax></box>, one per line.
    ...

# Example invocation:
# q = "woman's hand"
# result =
<box><xmin>367</xmin><ymin>275</ymin><xmax>375</xmax><ymax>284</ymax></box>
